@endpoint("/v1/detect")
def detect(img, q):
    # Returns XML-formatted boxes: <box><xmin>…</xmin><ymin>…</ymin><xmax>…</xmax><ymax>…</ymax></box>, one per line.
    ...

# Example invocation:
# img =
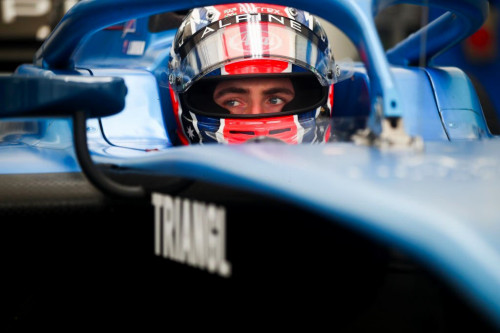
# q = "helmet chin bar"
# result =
<box><xmin>244</xmin><ymin>136</ymin><xmax>287</xmax><ymax>143</ymax></box>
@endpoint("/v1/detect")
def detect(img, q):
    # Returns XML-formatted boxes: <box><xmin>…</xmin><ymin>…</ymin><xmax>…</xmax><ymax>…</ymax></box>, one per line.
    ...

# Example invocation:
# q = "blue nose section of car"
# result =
<box><xmin>87</xmin><ymin>140</ymin><xmax>500</xmax><ymax>327</ymax></box>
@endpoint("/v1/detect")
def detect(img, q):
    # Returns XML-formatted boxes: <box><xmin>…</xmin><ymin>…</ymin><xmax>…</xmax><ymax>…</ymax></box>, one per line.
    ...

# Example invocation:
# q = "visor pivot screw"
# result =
<box><xmin>335</xmin><ymin>64</ymin><xmax>341</xmax><ymax>77</ymax></box>
<box><xmin>169</xmin><ymin>73</ymin><xmax>182</xmax><ymax>86</ymax></box>
<box><xmin>207</xmin><ymin>11</ymin><xmax>215</xmax><ymax>21</ymax></box>
<box><xmin>289</xmin><ymin>7</ymin><xmax>298</xmax><ymax>17</ymax></box>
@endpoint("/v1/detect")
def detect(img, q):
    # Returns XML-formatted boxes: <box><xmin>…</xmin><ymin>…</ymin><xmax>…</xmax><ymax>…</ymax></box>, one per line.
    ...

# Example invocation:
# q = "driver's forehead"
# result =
<box><xmin>214</xmin><ymin>77</ymin><xmax>294</xmax><ymax>94</ymax></box>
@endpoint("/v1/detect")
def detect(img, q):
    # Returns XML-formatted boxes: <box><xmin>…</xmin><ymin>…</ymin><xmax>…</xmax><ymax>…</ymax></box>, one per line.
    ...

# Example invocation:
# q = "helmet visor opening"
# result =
<box><xmin>183</xmin><ymin>73</ymin><xmax>328</xmax><ymax>118</ymax></box>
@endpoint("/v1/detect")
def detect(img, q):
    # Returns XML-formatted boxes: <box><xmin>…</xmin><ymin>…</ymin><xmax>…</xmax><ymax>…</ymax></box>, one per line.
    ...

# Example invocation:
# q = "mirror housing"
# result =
<box><xmin>0</xmin><ymin>75</ymin><xmax>127</xmax><ymax>119</ymax></box>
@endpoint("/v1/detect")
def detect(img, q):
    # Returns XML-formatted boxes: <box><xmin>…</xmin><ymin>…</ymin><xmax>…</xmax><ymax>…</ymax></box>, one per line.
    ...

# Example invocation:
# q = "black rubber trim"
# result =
<box><xmin>73</xmin><ymin>111</ymin><xmax>146</xmax><ymax>198</ymax></box>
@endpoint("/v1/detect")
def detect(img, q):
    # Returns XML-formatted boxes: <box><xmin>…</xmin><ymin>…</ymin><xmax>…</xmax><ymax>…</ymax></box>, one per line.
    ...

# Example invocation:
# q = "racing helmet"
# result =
<box><xmin>167</xmin><ymin>3</ymin><xmax>339</xmax><ymax>144</ymax></box>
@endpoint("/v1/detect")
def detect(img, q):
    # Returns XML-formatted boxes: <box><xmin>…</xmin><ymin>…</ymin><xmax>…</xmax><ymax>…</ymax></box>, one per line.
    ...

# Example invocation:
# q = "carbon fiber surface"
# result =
<box><xmin>0</xmin><ymin>172</ymin><xmax>109</xmax><ymax>215</ymax></box>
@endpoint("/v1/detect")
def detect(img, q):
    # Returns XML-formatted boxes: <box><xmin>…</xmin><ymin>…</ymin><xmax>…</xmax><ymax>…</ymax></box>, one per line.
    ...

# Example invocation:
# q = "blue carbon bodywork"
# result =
<box><xmin>430</xmin><ymin>0</ymin><xmax>500</xmax><ymax>132</ymax></box>
<box><xmin>0</xmin><ymin>119</ymin><xmax>80</xmax><ymax>174</ymax></box>
<box><xmin>1</xmin><ymin>0</ymin><xmax>499</xmax><ymax>328</ymax></box>
<box><xmin>90</xmin><ymin>140</ymin><xmax>500</xmax><ymax>325</ymax></box>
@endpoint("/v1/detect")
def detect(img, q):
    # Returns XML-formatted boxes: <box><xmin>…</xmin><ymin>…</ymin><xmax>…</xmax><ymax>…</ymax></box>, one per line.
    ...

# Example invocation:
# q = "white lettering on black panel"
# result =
<box><xmin>152</xmin><ymin>193</ymin><xmax>232</xmax><ymax>278</ymax></box>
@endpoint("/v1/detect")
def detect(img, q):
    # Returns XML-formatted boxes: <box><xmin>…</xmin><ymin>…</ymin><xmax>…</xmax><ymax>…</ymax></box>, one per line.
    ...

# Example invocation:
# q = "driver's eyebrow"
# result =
<box><xmin>214</xmin><ymin>87</ymin><xmax>295</xmax><ymax>99</ymax></box>
<box><xmin>214</xmin><ymin>87</ymin><xmax>248</xmax><ymax>99</ymax></box>
<box><xmin>262</xmin><ymin>87</ymin><xmax>295</xmax><ymax>96</ymax></box>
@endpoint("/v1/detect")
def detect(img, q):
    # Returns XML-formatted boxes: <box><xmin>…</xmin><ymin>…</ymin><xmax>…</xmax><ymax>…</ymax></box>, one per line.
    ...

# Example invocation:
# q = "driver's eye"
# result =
<box><xmin>268</xmin><ymin>97</ymin><xmax>285</xmax><ymax>105</ymax></box>
<box><xmin>224</xmin><ymin>100</ymin><xmax>242</xmax><ymax>107</ymax></box>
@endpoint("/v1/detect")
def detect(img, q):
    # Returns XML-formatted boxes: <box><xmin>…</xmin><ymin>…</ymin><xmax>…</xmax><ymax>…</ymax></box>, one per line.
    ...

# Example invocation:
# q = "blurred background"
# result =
<box><xmin>1</xmin><ymin>1</ymin><xmax>498</xmax><ymax>132</ymax></box>
<box><xmin>0</xmin><ymin>0</ymin><xmax>79</xmax><ymax>72</ymax></box>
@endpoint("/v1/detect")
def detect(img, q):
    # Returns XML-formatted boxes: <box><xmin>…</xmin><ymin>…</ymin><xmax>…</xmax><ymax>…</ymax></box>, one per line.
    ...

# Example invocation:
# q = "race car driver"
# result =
<box><xmin>167</xmin><ymin>3</ymin><xmax>340</xmax><ymax>144</ymax></box>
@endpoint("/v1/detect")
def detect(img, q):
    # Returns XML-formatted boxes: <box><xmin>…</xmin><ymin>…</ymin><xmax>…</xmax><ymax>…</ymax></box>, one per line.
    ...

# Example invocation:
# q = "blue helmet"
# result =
<box><xmin>167</xmin><ymin>3</ymin><xmax>338</xmax><ymax>144</ymax></box>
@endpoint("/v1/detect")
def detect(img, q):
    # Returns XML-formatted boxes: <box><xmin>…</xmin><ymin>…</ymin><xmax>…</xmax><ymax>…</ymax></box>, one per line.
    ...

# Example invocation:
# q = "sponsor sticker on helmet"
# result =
<box><xmin>228</xmin><ymin>29</ymin><xmax>283</xmax><ymax>53</ymax></box>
